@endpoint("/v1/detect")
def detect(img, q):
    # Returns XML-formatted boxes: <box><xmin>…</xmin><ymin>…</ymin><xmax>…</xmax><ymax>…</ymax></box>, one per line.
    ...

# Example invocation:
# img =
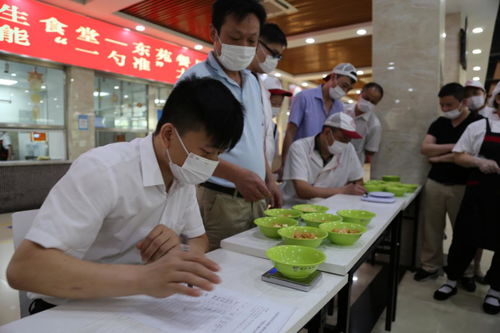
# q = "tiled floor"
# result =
<box><xmin>1</xmin><ymin>211</ymin><xmax>498</xmax><ymax>331</ymax></box>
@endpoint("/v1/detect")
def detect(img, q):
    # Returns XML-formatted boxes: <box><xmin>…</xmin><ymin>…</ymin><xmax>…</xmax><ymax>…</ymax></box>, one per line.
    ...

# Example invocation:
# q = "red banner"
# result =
<box><xmin>0</xmin><ymin>0</ymin><xmax>207</xmax><ymax>84</ymax></box>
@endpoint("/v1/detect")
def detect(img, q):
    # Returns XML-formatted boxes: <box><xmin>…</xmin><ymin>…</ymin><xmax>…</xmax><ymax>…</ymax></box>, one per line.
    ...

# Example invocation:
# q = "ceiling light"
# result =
<box><xmin>182</xmin><ymin>46</ymin><xmax>188</xmax><ymax>50</ymax></box>
<box><xmin>355</xmin><ymin>89</ymin><xmax>361</xmax><ymax>94</ymax></box>
<box><xmin>273</xmin><ymin>72</ymin><xmax>282</xmax><ymax>77</ymax></box>
<box><xmin>286</xmin><ymin>111</ymin><xmax>290</xmax><ymax>116</ymax></box>
<box><xmin>472</xmin><ymin>27</ymin><xmax>483</xmax><ymax>34</ymax></box>
<box><xmin>11</xmin><ymin>73</ymin><xmax>16</xmax><ymax>77</ymax></box>
<box><xmin>388</xmin><ymin>62</ymin><xmax>395</xmax><ymax>66</ymax></box>
<box><xmin>353</xmin><ymin>276</ymin><xmax>359</xmax><ymax>282</ymax></box>
<box><xmin>472</xmin><ymin>76</ymin><xmax>480</xmax><ymax>81</ymax></box>
<box><xmin>154</xmin><ymin>98</ymin><xmax>159</xmax><ymax>104</ymax></box>
<box><xmin>387</xmin><ymin>66</ymin><xmax>395</xmax><ymax>70</ymax></box>
<box><xmin>124</xmin><ymin>94</ymin><xmax>129</xmax><ymax>98</ymax></box>
<box><xmin>408</xmin><ymin>88</ymin><xmax>414</xmax><ymax>92</ymax></box>
<box><xmin>135</xmin><ymin>25</ymin><xmax>145</xmax><ymax>32</ymax></box>
<box><xmin>41</xmin><ymin>85</ymin><xmax>46</xmax><ymax>89</ymax></box>
<box><xmin>441</xmin><ymin>32</ymin><xmax>446</xmax><ymax>38</ymax></box>
<box><xmin>472</xmin><ymin>49</ymin><xmax>482</xmax><ymax>54</ymax></box>
<box><xmin>356</xmin><ymin>70</ymin><xmax>364</xmax><ymax>75</ymax></box>
<box><xmin>356</xmin><ymin>29</ymin><xmax>367</xmax><ymax>36</ymax></box>
<box><xmin>194</xmin><ymin>44</ymin><xmax>203</xmax><ymax>51</ymax></box>
<box><xmin>301</xmin><ymin>82</ymin><xmax>309</xmax><ymax>87</ymax></box>
<box><xmin>0</xmin><ymin>78</ymin><xmax>18</xmax><ymax>86</ymax></box>
<box><xmin>395</xmin><ymin>99</ymin><xmax>400</xmax><ymax>104</ymax></box>
<box><xmin>114</xmin><ymin>86</ymin><xmax>119</xmax><ymax>90</ymax></box>
<box><xmin>93</xmin><ymin>91</ymin><xmax>110</xmax><ymax>97</ymax></box>
<box><xmin>473</xmin><ymin>66</ymin><xmax>481</xmax><ymax>71</ymax></box>
<box><xmin>305</xmin><ymin>38</ymin><xmax>315</xmax><ymax>44</ymax></box>
<box><xmin>24</xmin><ymin>90</ymin><xmax>29</xmax><ymax>93</ymax></box>
<box><xmin>123</xmin><ymin>28</ymin><xmax>130</xmax><ymax>32</ymax></box>
<box><xmin>347</xmin><ymin>99</ymin><xmax>354</xmax><ymax>104</ymax></box>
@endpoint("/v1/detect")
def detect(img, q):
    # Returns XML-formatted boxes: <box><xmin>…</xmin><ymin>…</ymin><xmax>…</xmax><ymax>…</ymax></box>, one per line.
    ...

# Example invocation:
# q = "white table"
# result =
<box><xmin>0</xmin><ymin>250</ymin><xmax>347</xmax><ymax>333</ymax></box>
<box><xmin>222</xmin><ymin>194</ymin><xmax>404</xmax><ymax>275</ymax></box>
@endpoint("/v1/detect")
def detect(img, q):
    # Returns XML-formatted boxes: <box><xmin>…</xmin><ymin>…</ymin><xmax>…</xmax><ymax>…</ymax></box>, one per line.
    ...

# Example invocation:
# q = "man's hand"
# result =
<box><xmin>140</xmin><ymin>249</ymin><xmax>221</xmax><ymax>298</ymax></box>
<box><xmin>233</xmin><ymin>169</ymin><xmax>272</xmax><ymax>202</ymax></box>
<box><xmin>476</xmin><ymin>158</ymin><xmax>500</xmax><ymax>174</ymax></box>
<box><xmin>136</xmin><ymin>225</ymin><xmax>180</xmax><ymax>263</ymax></box>
<box><xmin>341</xmin><ymin>183</ymin><xmax>366</xmax><ymax>196</ymax></box>
<box><xmin>266</xmin><ymin>179</ymin><xmax>283</xmax><ymax>208</ymax></box>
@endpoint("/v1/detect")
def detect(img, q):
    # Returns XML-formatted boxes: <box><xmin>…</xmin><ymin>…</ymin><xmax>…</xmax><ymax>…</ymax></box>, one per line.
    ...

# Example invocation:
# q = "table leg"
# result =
<box><xmin>306</xmin><ymin>303</ymin><xmax>327</xmax><ymax>333</ymax></box>
<box><xmin>392</xmin><ymin>212</ymin><xmax>403</xmax><ymax>322</ymax></box>
<box><xmin>336</xmin><ymin>273</ymin><xmax>352</xmax><ymax>333</ymax></box>
<box><xmin>411</xmin><ymin>193</ymin><xmax>422</xmax><ymax>270</ymax></box>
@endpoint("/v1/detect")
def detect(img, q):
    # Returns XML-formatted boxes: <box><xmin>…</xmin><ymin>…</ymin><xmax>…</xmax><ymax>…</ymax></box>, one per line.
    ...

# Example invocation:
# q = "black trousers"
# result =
<box><xmin>28</xmin><ymin>299</ymin><xmax>56</xmax><ymax>315</ymax></box>
<box><xmin>445</xmin><ymin>238</ymin><xmax>500</xmax><ymax>291</ymax></box>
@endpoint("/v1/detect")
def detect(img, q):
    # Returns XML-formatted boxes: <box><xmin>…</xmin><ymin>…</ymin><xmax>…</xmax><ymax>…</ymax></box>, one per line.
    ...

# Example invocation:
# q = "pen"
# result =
<box><xmin>180</xmin><ymin>234</ymin><xmax>193</xmax><ymax>288</ymax></box>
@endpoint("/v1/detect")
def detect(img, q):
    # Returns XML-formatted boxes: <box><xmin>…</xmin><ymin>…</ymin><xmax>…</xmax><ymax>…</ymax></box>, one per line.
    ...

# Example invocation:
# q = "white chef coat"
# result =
<box><xmin>478</xmin><ymin>106</ymin><xmax>496</xmax><ymax>118</ymax></box>
<box><xmin>25</xmin><ymin>134</ymin><xmax>205</xmax><ymax>304</ymax></box>
<box><xmin>0</xmin><ymin>131</ymin><xmax>12</xmax><ymax>149</ymax></box>
<box><xmin>343</xmin><ymin>103</ymin><xmax>382</xmax><ymax>163</ymax></box>
<box><xmin>453</xmin><ymin>111</ymin><xmax>500</xmax><ymax>156</ymax></box>
<box><xmin>282</xmin><ymin>136</ymin><xmax>364</xmax><ymax>205</ymax></box>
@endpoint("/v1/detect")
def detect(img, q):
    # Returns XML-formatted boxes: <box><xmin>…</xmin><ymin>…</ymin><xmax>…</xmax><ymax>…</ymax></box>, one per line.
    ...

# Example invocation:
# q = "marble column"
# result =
<box><xmin>370</xmin><ymin>0</ymin><xmax>445</xmax><ymax>184</ymax></box>
<box><xmin>66</xmin><ymin>67</ymin><xmax>95</xmax><ymax>161</ymax></box>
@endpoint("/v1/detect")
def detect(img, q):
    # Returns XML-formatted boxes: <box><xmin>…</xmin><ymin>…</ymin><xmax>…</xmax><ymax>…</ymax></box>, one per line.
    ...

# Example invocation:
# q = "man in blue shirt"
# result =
<box><xmin>280</xmin><ymin>63</ymin><xmax>358</xmax><ymax>180</ymax></box>
<box><xmin>178</xmin><ymin>0</ymin><xmax>281</xmax><ymax>250</ymax></box>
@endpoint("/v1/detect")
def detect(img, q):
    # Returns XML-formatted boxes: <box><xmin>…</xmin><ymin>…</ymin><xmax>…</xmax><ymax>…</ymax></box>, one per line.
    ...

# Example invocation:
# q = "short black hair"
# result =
<box><xmin>438</xmin><ymin>82</ymin><xmax>465</xmax><ymax>101</ymax></box>
<box><xmin>155</xmin><ymin>76</ymin><xmax>244</xmax><ymax>151</ymax></box>
<box><xmin>212</xmin><ymin>0</ymin><xmax>266</xmax><ymax>34</ymax></box>
<box><xmin>363</xmin><ymin>82</ymin><xmax>384</xmax><ymax>98</ymax></box>
<box><xmin>261</xmin><ymin>23</ymin><xmax>287</xmax><ymax>47</ymax></box>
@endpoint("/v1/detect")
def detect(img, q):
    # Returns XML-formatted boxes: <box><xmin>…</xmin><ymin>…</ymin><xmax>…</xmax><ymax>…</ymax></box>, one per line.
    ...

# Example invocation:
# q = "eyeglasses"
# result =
<box><xmin>259</xmin><ymin>40</ymin><xmax>282</xmax><ymax>60</ymax></box>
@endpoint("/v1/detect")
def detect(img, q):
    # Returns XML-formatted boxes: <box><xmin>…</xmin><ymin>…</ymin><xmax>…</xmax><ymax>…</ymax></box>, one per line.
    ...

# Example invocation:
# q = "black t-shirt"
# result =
<box><xmin>427</xmin><ymin>112</ymin><xmax>483</xmax><ymax>184</ymax></box>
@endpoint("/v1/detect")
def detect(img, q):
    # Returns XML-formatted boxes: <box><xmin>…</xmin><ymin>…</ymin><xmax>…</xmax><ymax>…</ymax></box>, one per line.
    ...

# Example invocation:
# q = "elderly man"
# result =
<box><xmin>282</xmin><ymin>112</ymin><xmax>366</xmax><ymax>205</ymax></box>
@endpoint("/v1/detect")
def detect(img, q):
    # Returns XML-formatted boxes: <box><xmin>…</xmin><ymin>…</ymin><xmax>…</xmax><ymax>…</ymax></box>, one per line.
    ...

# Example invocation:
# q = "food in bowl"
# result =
<box><xmin>264</xmin><ymin>208</ymin><xmax>302</xmax><ymax>219</ymax></box>
<box><xmin>331</xmin><ymin>227</ymin><xmax>362</xmax><ymax>234</ymax></box>
<box><xmin>292</xmin><ymin>204</ymin><xmax>329</xmax><ymax>213</ymax></box>
<box><xmin>254</xmin><ymin>217</ymin><xmax>299</xmax><ymax>238</ymax></box>
<box><xmin>301</xmin><ymin>213</ymin><xmax>342</xmax><ymax>227</ymax></box>
<box><xmin>293</xmin><ymin>231</ymin><xmax>318</xmax><ymax>239</ymax></box>
<box><xmin>278</xmin><ymin>226</ymin><xmax>327</xmax><ymax>248</ymax></box>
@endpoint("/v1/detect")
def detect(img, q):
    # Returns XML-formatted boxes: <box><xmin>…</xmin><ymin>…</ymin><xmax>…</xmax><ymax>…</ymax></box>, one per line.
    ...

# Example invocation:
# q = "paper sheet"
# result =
<box><xmin>124</xmin><ymin>286</ymin><xmax>295</xmax><ymax>333</ymax></box>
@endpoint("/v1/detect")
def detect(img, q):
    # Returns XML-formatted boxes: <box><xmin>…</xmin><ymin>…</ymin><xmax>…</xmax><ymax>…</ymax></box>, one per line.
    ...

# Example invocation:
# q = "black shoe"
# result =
<box><xmin>433</xmin><ymin>284</ymin><xmax>457</xmax><ymax>301</ymax></box>
<box><xmin>414</xmin><ymin>268</ymin><xmax>439</xmax><ymax>281</ymax></box>
<box><xmin>461</xmin><ymin>277</ymin><xmax>477</xmax><ymax>292</ymax></box>
<box><xmin>475</xmin><ymin>274</ymin><xmax>488</xmax><ymax>285</ymax></box>
<box><xmin>483</xmin><ymin>295</ymin><xmax>500</xmax><ymax>315</ymax></box>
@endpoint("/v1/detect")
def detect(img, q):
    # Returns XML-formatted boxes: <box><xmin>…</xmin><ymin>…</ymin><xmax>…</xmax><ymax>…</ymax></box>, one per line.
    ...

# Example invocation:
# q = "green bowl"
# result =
<box><xmin>366</xmin><ymin>180</ymin><xmax>385</xmax><ymax>185</ymax></box>
<box><xmin>278</xmin><ymin>226</ymin><xmax>327</xmax><ymax>248</ymax></box>
<box><xmin>292</xmin><ymin>204</ymin><xmax>329</xmax><ymax>214</ymax></box>
<box><xmin>386</xmin><ymin>186</ymin><xmax>407</xmax><ymax>197</ymax></box>
<box><xmin>400</xmin><ymin>183</ymin><xmax>418</xmax><ymax>192</ymax></box>
<box><xmin>301</xmin><ymin>213</ymin><xmax>342</xmax><ymax>227</ymax></box>
<box><xmin>254</xmin><ymin>217</ymin><xmax>299</xmax><ymax>238</ymax></box>
<box><xmin>319</xmin><ymin>222</ymin><xmax>366</xmax><ymax>246</ymax></box>
<box><xmin>266</xmin><ymin>245</ymin><xmax>326</xmax><ymax>280</ymax></box>
<box><xmin>336</xmin><ymin>209</ymin><xmax>376</xmax><ymax>226</ymax></box>
<box><xmin>382</xmin><ymin>175</ymin><xmax>400</xmax><ymax>182</ymax></box>
<box><xmin>264</xmin><ymin>208</ymin><xmax>302</xmax><ymax>219</ymax></box>
<box><xmin>364</xmin><ymin>184</ymin><xmax>386</xmax><ymax>192</ymax></box>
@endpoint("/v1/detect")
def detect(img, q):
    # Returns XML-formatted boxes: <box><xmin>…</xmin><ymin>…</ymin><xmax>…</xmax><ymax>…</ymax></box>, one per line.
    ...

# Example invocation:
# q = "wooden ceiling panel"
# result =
<box><xmin>269</xmin><ymin>0</ymin><xmax>372</xmax><ymax>36</ymax></box>
<box><xmin>122</xmin><ymin>0</ymin><xmax>214</xmax><ymax>42</ymax></box>
<box><xmin>278</xmin><ymin>36</ymin><xmax>372</xmax><ymax>75</ymax></box>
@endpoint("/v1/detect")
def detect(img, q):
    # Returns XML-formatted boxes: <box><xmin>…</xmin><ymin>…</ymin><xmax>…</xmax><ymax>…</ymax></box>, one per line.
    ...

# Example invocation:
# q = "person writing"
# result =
<box><xmin>7</xmin><ymin>77</ymin><xmax>244</xmax><ymax>314</ymax></box>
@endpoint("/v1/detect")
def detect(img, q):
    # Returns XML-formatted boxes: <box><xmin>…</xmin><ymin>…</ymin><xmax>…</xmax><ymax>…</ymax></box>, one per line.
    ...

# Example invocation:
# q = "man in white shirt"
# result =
<box><xmin>7</xmin><ymin>77</ymin><xmax>245</xmax><ymax>313</ymax></box>
<box><xmin>282</xmin><ymin>112</ymin><xmax>366</xmax><ymax>205</ymax></box>
<box><xmin>343</xmin><ymin>82</ymin><xmax>384</xmax><ymax>164</ymax></box>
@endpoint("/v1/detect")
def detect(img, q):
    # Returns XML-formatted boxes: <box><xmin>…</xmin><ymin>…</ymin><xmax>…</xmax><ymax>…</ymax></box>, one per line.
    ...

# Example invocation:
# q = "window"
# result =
<box><xmin>94</xmin><ymin>75</ymin><xmax>149</xmax><ymax>146</ymax></box>
<box><xmin>0</xmin><ymin>58</ymin><xmax>66</xmax><ymax>161</ymax></box>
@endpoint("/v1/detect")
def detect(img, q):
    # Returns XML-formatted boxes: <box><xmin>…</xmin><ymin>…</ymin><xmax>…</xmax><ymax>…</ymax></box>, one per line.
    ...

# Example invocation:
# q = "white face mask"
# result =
<box><xmin>215</xmin><ymin>36</ymin><xmax>256</xmax><ymax>72</ymax></box>
<box><xmin>328</xmin><ymin>139</ymin><xmax>348</xmax><ymax>155</ymax></box>
<box><xmin>467</xmin><ymin>95</ymin><xmax>485</xmax><ymax>111</ymax></box>
<box><xmin>329</xmin><ymin>85</ymin><xmax>345</xmax><ymax>100</ymax></box>
<box><xmin>442</xmin><ymin>108</ymin><xmax>462</xmax><ymax>120</ymax></box>
<box><xmin>258</xmin><ymin>54</ymin><xmax>279</xmax><ymax>74</ymax></box>
<box><xmin>271</xmin><ymin>106</ymin><xmax>281</xmax><ymax>118</ymax></box>
<box><xmin>357</xmin><ymin>97</ymin><xmax>375</xmax><ymax>113</ymax></box>
<box><xmin>165</xmin><ymin>129</ymin><xmax>219</xmax><ymax>185</ymax></box>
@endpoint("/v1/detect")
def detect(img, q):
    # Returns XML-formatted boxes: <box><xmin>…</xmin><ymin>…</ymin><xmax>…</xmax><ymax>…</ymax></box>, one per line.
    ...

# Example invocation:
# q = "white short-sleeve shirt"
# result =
<box><xmin>343</xmin><ymin>104</ymin><xmax>382</xmax><ymax>163</ymax></box>
<box><xmin>26</xmin><ymin>134</ymin><xmax>205</xmax><ymax>265</ymax></box>
<box><xmin>0</xmin><ymin>131</ymin><xmax>12</xmax><ymax>149</ymax></box>
<box><xmin>453</xmin><ymin>112</ymin><xmax>500</xmax><ymax>156</ymax></box>
<box><xmin>282</xmin><ymin>136</ymin><xmax>364</xmax><ymax>205</ymax></box>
